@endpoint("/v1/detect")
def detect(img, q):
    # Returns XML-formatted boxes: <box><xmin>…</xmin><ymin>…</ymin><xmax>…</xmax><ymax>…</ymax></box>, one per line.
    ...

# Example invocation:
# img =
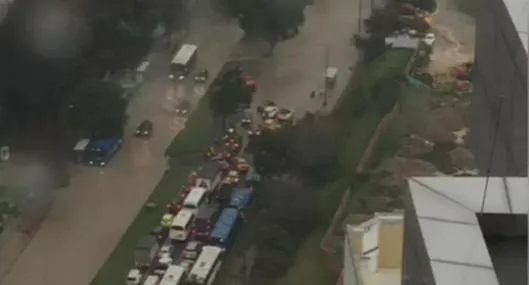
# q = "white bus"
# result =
<box><xmin>187</xmin><ymin>245</ymin><xmax>225</xmax><ymax>285</ymax></box>
<box><xmin>183</xmin><ymin>187</ymin><xmax>208</xmax><ymax>214</ymax></box>
<box><xmin>169</xmin><ymin>44</ymin><xmax>198</xmax><ymax>80</ymax></box>
<box><xmin>170</xmin><ymin>209</ymin><xmax>195</xmax><ymax>241</ymax></box>
<box><xmin>159</xmin><ymin>265</ymin><xmax>186</xmax><ymax>285</ymax></box>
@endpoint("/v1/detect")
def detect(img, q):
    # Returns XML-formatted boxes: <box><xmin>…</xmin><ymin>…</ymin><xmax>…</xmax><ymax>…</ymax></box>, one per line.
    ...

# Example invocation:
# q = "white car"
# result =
<box><xmin>183</xmin><ymin>241</ymin><xmax>202</xmax><ymax>259</ymax></box>
<box><xmin>126</xmin><ymin>269</ymin><xmax>142</xmax><ymax>285</ymax></box>
<box><xmin>263</xmin><ymin>106</ymin><xmax>279</xmax><ymax>118</ymax></box>
<box><xmin>159</xmin><ymin>244</ymin><xmax>173</xmax><ymax>258</ymax></box>
<box><xmin>277</xmin><ymin>108</ymin><xmax>294</xmax><ymax>121</ymax></box>
<box><xmin>422</xmin><ymin>33</ymin><xmax>435</xmax><ymax>46</ymax></box>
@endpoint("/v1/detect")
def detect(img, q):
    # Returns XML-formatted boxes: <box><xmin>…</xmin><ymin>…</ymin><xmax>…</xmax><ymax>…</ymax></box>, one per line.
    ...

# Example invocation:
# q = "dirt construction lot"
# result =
<box><xmin>428</xmin><ymin>0</ymin><xmax>475</xmax><ymax>74</ymax></box>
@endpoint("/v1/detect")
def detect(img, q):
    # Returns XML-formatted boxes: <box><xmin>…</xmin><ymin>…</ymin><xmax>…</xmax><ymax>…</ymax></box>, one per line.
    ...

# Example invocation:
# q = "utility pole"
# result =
<box><xmin>357</xmin><ymin>0</ymin><xmax>363</xmax><ymax>32</ymax></box>
<box><xmin>323</xmin><ymin>45</ymin><xmax>330</xmax><ymax>107</ymax></box>
<box><xmin>370</xmin><ymin>0</ymin><xmax>374</xmax><ymax>15</ymax></box>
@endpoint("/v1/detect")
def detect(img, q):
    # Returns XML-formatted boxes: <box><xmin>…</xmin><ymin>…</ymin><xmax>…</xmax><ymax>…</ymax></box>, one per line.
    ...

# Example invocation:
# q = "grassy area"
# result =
<box><xmin>276</xmin><ymin>50</ymin><xmax>413</xmax><ymax>285</ymax></box>
<box><xmin>91</xmin><ymin>169</ymin><xmax>190</xmax><ymax>285</ymax></box>
<box><xmin>91</xmin><ymin>89</ymin><xmax>218</xmax><ymax>285</ymax></box>
<box><xmin>91</xmin><ymin>50</ymin><xmax>413</xmax><ymax>285</ymax></box>
<box><xmin>165</xmin><ymin>95</ymin><xmax>218</xmax><ymax>158</ymax></box>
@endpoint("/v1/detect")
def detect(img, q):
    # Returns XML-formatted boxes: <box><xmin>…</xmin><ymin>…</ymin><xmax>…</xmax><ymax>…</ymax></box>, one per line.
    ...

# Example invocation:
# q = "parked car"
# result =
<box><xmin>135</xmin><ymin>120</ymin><xmax>153</xmax><ymax>137</ymax></box>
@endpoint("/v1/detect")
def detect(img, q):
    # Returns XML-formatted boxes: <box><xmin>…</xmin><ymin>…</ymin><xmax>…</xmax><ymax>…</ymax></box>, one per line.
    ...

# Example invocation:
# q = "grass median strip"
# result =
<box><xmin>276</xmin><ymin>50</ymin><xmax>413</xmax><ymax>285</ymax></box>
<box><xmin>91</xmin><ymin>89</ymin><xmax>218</xmax><ymax>285</ymax></box>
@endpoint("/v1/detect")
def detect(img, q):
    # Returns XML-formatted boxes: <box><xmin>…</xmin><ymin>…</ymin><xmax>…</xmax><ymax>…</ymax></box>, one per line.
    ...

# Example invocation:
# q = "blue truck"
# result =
<box><xmin>229</xmin><ymin>187</ymin><xmax>254</xmax><ymax>211</ymax></box>
<box><xmin>85</xmin><ymin>136</ymin><xmax>124</xmax><ymax>167</ymax></box>
<box><xmin>210</xmin><ymin>208</ymin><xmax>241</xmax><ymax>249</ymax></box>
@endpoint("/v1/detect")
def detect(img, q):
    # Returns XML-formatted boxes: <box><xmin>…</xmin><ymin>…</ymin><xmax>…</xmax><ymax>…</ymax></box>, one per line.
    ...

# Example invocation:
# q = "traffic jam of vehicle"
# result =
<box><xmin>127</xmin><ymin>128</ymin><xmax>260</xmax><ymax>285</ymax></box>
<box><xmin>124</xmin><ymin>98</ymin><xmax>298</xmax><ymax>285</ymax></box>
<box><xmin>69</xmin><ymin>43</ymin><xmax>296</xmax><ymax>285</ymax></box>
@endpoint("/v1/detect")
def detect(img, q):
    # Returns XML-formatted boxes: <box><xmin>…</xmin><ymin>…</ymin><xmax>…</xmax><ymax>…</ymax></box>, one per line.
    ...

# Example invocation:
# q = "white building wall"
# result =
<box><xmin>343</xmin><ymin>226</ymin><xmax>361</xmax><ymax>285</ymax></box>
<box><xmin>362</xmin><ymin>221</ymin><xmax>379</xmax><ymax>253</ymax></box>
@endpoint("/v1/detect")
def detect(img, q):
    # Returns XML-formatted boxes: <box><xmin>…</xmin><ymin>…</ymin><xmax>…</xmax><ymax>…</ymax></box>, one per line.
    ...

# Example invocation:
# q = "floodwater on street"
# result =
<box><xmin>1</xmin><ymin>0</ymin><xmax>364</xmax><ymax>282</ymax></box>
<box><xmin>0</xmin><ymin>4</ymin><xmax>242</xmax><ymax>285</ymax></box>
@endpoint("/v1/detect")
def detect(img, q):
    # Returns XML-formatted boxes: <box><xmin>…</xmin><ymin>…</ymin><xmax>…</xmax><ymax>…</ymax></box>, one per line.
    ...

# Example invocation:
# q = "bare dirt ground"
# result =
<box><xmin>428</xmin><ymin>0</ymin><xmax>476</xmax><ymax>74</ymax></box>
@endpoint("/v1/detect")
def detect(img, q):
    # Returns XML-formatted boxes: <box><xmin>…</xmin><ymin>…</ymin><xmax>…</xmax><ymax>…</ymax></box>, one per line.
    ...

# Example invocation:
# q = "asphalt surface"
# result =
<box><xmin>230</xmin><ymin>0</ymin><xmax>364</xmax><ymax>116</ymax></box>
<box><xmin>0</xmin><ymin>0</ymin><xmax>364</xmax><ymax>282</ymax></box>
<box><xmin>0</xmin><ymin>2</ymin><xmax>242</xmax><ymax>284</ymax></box>
<box><xmin>216</xmin><ymin>0</ymin><xmax>365</xmax><ymax>283</ymax></box>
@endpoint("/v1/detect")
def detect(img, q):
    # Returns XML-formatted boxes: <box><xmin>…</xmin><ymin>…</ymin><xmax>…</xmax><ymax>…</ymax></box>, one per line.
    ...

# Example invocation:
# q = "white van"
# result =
<box><xmin>126</xmin><ymin>268</ymin><xmax>142</xmax><ymax>285</ymax></box>
<box><xmin>170</xmin><ymin>209</ymin><xmax>195</xmax><ymax>241</ymax></box>
<box><xmin>183</xmin><ymin>187</ymin><xmax>208</xmax><ymax>214</ymax></box>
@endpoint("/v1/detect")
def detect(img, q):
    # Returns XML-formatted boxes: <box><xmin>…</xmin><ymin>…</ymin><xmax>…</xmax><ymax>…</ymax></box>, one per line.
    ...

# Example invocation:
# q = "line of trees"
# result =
<box><xmin>217</xmin><ymin>0</ymin><xmax>311</xmax><ymax>54</ymax></box>
<box><xmin>245</xmin><ymin>112</ymin><xmax>341</xmax><ymax>283</ymax></box>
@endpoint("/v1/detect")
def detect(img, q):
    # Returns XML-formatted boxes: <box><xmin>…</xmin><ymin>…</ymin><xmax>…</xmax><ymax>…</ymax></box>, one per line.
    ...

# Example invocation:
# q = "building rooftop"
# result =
<box><xmin>344</xmin><ymin>212</ymin><xmax>403</xmax><ymax>285</ymax></box>
<box><xmin>503</xmin><ymin>0</ymin><xmax>529</xmax><ymax>51</ymax></box>
<box><xmin>407</xmin><ymin>177</ymin><xmax>528</xmax><ymax>285</ymax></box>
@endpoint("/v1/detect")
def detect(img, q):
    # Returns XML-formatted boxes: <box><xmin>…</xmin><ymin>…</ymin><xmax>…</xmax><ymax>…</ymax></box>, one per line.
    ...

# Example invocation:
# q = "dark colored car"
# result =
<box><xmin>193</xmin><ymin>68</ymin><xmax>209</xmax><ymax>82</ymax></box>
<box><xmin>244</xmin><ymin>76</ymin><xmax>257</xmax><ymax>92</ymax></box>
<box><xmin>240</xmin><ymin>109</ymin><xmax>252</xmax><ymax>127</ymax></box>
<box><xmin>135</xmin><ymin>120</ymin><xmax>153</xmax><ymax>137</ymax></box>
<box><xmin>176</xmin><ymin>100</ymin><xmax>191</xmax><ymax>116</ymax></box>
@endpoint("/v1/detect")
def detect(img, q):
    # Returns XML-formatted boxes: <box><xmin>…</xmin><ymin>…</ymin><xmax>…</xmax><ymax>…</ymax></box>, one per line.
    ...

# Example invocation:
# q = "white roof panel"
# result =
<box><xmin>431</xmin><ymin>261</ymin><xmax>499</xmax><ymax>285</ymax></box>
<box><xmin>411</xmin><ymin>177</ymin><xmax>529</xmax><ymax>214</ymax></box>
<box><xmin>503</xmin><ymin>0</ymin><xmax>529</xmax><ymax>52</ymax></box>
<box><xmin>409</xmin><ymin>179</ymin><xmax>477</xmax><ymax>223</ymax></box>
<box><xmin>419</xmin><ymin>219</ymin><xmax>493</xmax><ymax>267</ymax></box>
<box><xmin>407</xmin><ymin>176</ymin><xmax>529</xmax><ymax>285</ymax></box>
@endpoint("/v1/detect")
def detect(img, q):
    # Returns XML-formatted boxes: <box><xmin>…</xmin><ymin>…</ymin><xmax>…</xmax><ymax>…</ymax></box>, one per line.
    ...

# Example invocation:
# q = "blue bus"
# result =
<box><xmin>210</xmin><ymin>208</ymin><xmax>241</xmax><ymax>249</ymax></box>
<box><xmin>229</xmin><ymin>188</ymin><xmax>254</xmax><ymax>211</ymax></box>
<box><xmin>85</xmin><ymin>136</ymin><xmax>123</xmax><ymax>167</ymax></box>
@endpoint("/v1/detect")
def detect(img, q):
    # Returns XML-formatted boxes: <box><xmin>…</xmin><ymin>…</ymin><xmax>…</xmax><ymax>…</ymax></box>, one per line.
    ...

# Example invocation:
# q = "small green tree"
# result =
<box><xmin>218</xmin><ymin>0</ymin><xmax>309</xmax><ymax>53</ymax></box>
<box><xmin>364</xmin><ymin>6</ymin><xmax>402</xmax><ymax>36</ymax></box>
<box><xmin>64</xmin><ymin>80</ymin><xmax>127</xmax><ymax>139</ymax></box>
<box><xmin>260</xmin><ymin>177</ymin><xmax>318</xmax><ymax>238</ymax></box>
<box><xmin>209</xmin><ymin>66</ymin><xmax>253</xmax><ymax>127</ymax></box>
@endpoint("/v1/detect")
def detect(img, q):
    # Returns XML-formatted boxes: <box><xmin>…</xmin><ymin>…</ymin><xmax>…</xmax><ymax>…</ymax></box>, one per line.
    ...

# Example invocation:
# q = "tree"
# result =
<box><xmin>364</xmin><ymin>6</ymin><xmax>402</xmax><ymax>36</ymax></box>
<box><xmin>286</xmin><ymin>114</ymin><xmax>339</xmax><ymax>184</ymax></box>
<box><xmin>250</xmin><ymin>127</ymin><xmax>290</xmax><ymax>175</ymax></box>
<box><xmin>209</xmin><ymin>66</ymin><xmax>253</xmax><ymax>127</ymax></box>
<box><xmin>260</xmin><ymin>177</ymin><xmax>318</xmax><ymax>238</ymax></box>
<box><xmin>396</xmin><ymin>0</ymin><xmax>437</xmax><ymax>12</ymax></box>
<box><xmin>218</xmin><ymin>0</ymin><xmax>309</xmax><ymax>53</ymax></box>
<box><xmin>354</xmin><ymin>34</ymin><xmax>388</xmax><ymax>62</ymax></box>
<box><xmin>64</xmin><ymin>80</ymin><xmax>127</xmax><ymax>139</ymax></box>
<box><xmin>252</xmin><ymin>225</ymin><xmax>296</xmax><ymax>283</ymax></box>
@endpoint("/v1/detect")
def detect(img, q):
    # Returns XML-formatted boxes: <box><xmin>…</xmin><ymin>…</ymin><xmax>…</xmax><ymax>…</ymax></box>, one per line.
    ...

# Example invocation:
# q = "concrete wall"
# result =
<box><xmin>401</xmin><ymin>190</ymin><xmax>436</xmax><ymax>285</ymax></box>
<box><xmin>343</xmin><ymin>226</ymin><xmax>363</xmax><ymax>285</ymax></box>
<box><xmin>471</xmin><ymin>0</ymin><xmax>528</xmax><ymax>176</ymax></box>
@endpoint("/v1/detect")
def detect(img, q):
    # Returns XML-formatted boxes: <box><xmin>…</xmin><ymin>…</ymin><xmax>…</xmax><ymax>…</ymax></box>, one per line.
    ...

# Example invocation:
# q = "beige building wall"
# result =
<box><xmin>378</xmin><ymin>222</ymin><xmax>403</xmax><ymax>269</ymax></box>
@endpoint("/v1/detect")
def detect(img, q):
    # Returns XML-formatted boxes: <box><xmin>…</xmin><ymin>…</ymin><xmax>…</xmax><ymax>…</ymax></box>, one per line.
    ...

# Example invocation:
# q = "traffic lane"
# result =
<box><xmin>0</xmin><ymin>78</ymin><xmax>186</xmax><ymax>285</ymax></box>
<box><xmin>241</xmin><ymin>0</ymin><xmax>360</xmax><ymax>115</ymax></box>
<box><xmin>1</xmin><ymin>18</ymin><xmax>243</xmax><ymax>285</ymax></box>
